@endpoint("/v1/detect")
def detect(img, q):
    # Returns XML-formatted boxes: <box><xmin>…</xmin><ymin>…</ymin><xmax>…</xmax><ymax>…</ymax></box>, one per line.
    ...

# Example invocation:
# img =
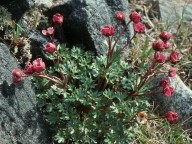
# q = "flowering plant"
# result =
<box><xmin>11</xmin><ymin>11</ymin><xmax>186</xmax><ymax>143</ymax></box>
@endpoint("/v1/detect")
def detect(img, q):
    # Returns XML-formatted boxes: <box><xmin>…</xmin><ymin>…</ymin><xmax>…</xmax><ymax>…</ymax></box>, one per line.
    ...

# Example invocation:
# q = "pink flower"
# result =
<box><xmin>32</xmin><ymin>58</ymin><xmax>46</xmax><ymax>73</ymax></box>
<box><xmin>45</xmin><ymin>42</ymin><xmax>56</xmax><ymax>53</ymax></box>
<box><xmin>152</xmin><ymin>40</ymin><xmax>165</xmax><ymax>51</ymax></box>
<box><xmin>129</xmin><ymin>11</ymin><xmax>141</xmax><ymax>23</ymax></box>
<box><xmin>159</xmin><ymin>31</ymin><xmax>172</xmax><ymax>42</ymax></box>
<box><xmin>42</xmin><ymin>27</ymin><xmax>55</xmax><ymax>36</ymax></box>
<box><xmin>159</xmin><ymin>78</ymin><xmax>170</xmax><ymax>87</ymax></box>
<box><xmin>170</xmin><ymin>50</ymin><xmax>179</xmax><ymax>63</ymax></box>
<box><xmin>52</xmin><ymin>13</ymin><xmax>64</xmax><ymax>26</ymax></box>
<box><xmin>101</xmin><ymin>25</ymin><xmax>115</xmax><ymax>36</ymax></box>
<box><xmin>133</xmin><ymin>23</ymin><xmax>145</xmax><ymax>33</ymax></box>
<box><xmin>154</xmin><ymin>52</ymin><xmax>166</xmax><ymax>63</ymax></box>
<box><xmin>166</xmin><ymin>111</ymin><xmax>178</xmax><ymax>122</ymax></box>
<box><xmin>168</xmin><ymin>68</ymin><xmax>177</xmax><ymax>78</ymax></box>
<box><xmin>163</xmin><ymin>84</ymin><xmax>174</xmax><ymax>97</ymax></box>
<box><xmin>115</xmin><ymin>11</ymin><xmax>125</xmax><ymax>21</ymax></box>
<box><xmin>12</xmin><ymin>68</ymin><xmax>23</xmax><ymax>83</ymax></box>
<box><xmin>24</xmin><ymin>63</ymin><xmax>34</xmax><ymax>75</ymax></box>
<box><xmin>164</xmin><ymin>42</ymin><xmax>170</xmax><ymax>49</ymax></box>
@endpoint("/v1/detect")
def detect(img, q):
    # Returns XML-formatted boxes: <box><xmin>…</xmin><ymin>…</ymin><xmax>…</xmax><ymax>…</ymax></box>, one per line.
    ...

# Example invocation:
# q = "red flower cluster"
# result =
<box><xmin>42</xmin><ymin>13</ymin><xmax>64</xmax><ymax>53</ymax></box>
<box><xmin>152</xmin><ymin>31</ymin><xmax>179</xmax><ymax>95</ymax></box>
<box><xmin>12</xmin><ymin>58</ymin><xmax>46</xmax><ymax>84</ymax></box>
<box><xmin>159</xmin><ymin>78</ymin><xmax>170</xmax><ymax>87</ymax></box>
<box><xmin>166</xmin><ymin>111</ymin><xmax>178</xmax><ymax>122</ymax></box>
<box><xmin>45</xmin><ymin>42</ymin><xmax>56</xmax><ymax>53</ymax></box>
<box><xmin>101</xmin><ymin>10</ymin><xmax>145</xmax><ymax>37</ymax></box>
<box><xmin>24</xmin><ymin>58</ymin><xmax>46</xmax><ymax>74</ymax></box>
<box><xmin>101</xmin><ymin>25</ymin><xmax>115</xmax><ymax>36</ymax></box>
<box><xmin>152</xmin><ymin>31</ymin><xmax>173</xmax><ymax>51</ymax></box>
<box><xmin>168</xmin><ymin>68</ymin><xmax>177</xmax><ymax>78</ymax></box>
<box><xmin>115</xmin><ymin>11</ymin><xmax>125</xmax><ymax>21</ymax></box>
<box><xmin>163</xmin><ymin>84</ymin><xmax>174</xmax><ymax>97</ymax></box>
<box><xmin>12</xmin><ymin>68</ymin><xmax>23</xmax><ymax>84</ymax></box>
<box><xmin>159</xmin><ymin>78</ymin><xmax>174</xmax><ymax>97</ymax></box>
<box><xmin>133</xmin><ymin>23</ymin><xmax>145</xmax><ymax>33</ymax></box>
<box><xmin>159</xmin><ymin>31</ymin><xmax>172</xmax><ymax>42</ymax></box>
<box><xmin>52</xmin><ymin>13</ymin><xmax>64</xmax><ymax>26</ymax></box>
<box><xmin>170</xmin><ymin>50</ymin><xmax>179</xmax><ymax>63</ymax></box>
<box><xmin>154</xmin><ymin>51</ymin><xmax>166</xmax><ymax>63</ymax></box>
<box><xmin>130</xmin><ymin>11</ymin><xmax>145</xmax><ymax>33</ymax></box>
<box><xmin>152</xmin><ymin>40</ymin><xmax>166</xmax><ymax>51</ymax></box>
<box><xmin>129</xmin><ymin>11</ymin><xmax>141</xmax><ymax>23</ymax></box>
<box><xmin>42</xmin><ymin>27</ymin><xmax>54</xmax><ymax>36</ymax></box>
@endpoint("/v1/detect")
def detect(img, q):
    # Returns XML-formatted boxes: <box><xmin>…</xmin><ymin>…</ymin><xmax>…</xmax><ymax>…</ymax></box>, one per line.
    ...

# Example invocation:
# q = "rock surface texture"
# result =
<box><xmin>151</xmin><ymin>0</ymin><xmax>192</xmax><ymax>31</ymax></box>
<box><xmin>0</xmin><ymin>0</ymin><xmax>35</xmax><ymax>20</ymax></box>
<box><xmin>0</xmin><ymin>43</ymin><xmax>49</xmax><ymax>144</ymax></box>
<box><xmin>151</xmin><ymin>75</ymin><xmax>192</xmax><ymax>129</ymax></box>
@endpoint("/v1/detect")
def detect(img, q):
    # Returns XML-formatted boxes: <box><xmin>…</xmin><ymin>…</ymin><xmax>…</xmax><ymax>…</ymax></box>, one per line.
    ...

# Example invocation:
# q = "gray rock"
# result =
<box><xmin>150</xmin><ymin>0</ymin><xmax>192</xmax><ymax>32</ymax></box>
<box><xmin>0</xmin><ymin>0</ymin><xmax>35</xmax><ymax>20</ymax></box>
<box><xmin>0</xmin><ymin>43</ymin><xmax>50</xmax><ymax>144</ymax></box>
<box><xmin>29</xmin><ymin>30</ymin><xmax>50</xmax><ymax>57</ymax></box>
<box><xmin>151</xmin><ymin>75</ymin><xmax>192</xmax><ymax>128</ymax></box>
<box><xmin>44</xmin><ymin>0</ymin><xmax>133</xmax><ymax>52</ymax></box>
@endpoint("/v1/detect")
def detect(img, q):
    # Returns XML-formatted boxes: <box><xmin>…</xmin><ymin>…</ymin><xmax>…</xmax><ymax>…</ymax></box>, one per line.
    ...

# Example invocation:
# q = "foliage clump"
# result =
<box><xmin>34</xmin><ymin>44</ymin><xmax>150</xmax><ymax>143</ymax></box>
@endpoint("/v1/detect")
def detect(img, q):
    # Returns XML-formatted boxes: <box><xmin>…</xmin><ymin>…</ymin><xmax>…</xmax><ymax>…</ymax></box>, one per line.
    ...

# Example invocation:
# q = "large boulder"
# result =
<box><xmin>151</xmin><ymin>75</ymin><xmax>192</xmax><ymax>129</ymax></box>
<box><xmin>0</xmin><ymin>43</ymin><xmax>49</xmax><ymax>143</ymax></box>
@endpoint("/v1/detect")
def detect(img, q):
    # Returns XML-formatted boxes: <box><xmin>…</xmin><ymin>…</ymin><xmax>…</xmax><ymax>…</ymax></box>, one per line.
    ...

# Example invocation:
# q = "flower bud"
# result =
<box><xmin>12</xmin><ymin>68</ymin><xmax>23</xmax><ymax>83</ymax></box>
<box><xmin>152</xmin><ymin>40</ymin><xmax>165</xmax><ymax>51</ymax></box>
<box><xmin>159</xmin><ymin>78</ymin><xmax>170</xmax><ymax>87</ymax></box>
<box><xmin>42</xmin><ymin>27</ymin><xmax>55</xmax><ymax>36</ymax></box>
<box><xmin>154</xmin><ymin>52</ymin><xmax>166</xmax><ymax>63</ymax></box>
<box><xmin>166</xmin><ymin>111</ymin><xmax>178</xmax><ymax>122</ymax></box>
<box><xmin>129</xmin><ymin>11</ymin><xmax>141</xmax><ymax>23</ymax></box>
<box><xmin>45</xmin><ymin>42</ymin><xmax>56</xmax><ymax>53</ymax></box>
<box><xmin>163</xmin><ymin>84</ymin><xmax>174</xmax><ymax>97</ymax></box>
<box><xmin>115</xmin><ymin>11</ymin><xmax>125</xmax><ymax>21</ymax></box>
<box><xmin>24</xmin><ymin>63</ymin><xmax>34</xmax><ymax>75</ymax></box>
<box><xmin>170</xmin><ymin>50</ymin><xmax>179</xmax><ymax>63</ymax></box>
<box><xmin>32</xmin><ymin>58</ymin><xmax>46</xmax><ymax>73</ymax></box>
<box><xmin>168</xmin><ymin>68</ymin><xmax>177</xmax><ymax>78</ymax></box>
<box><xmin>52</xmin><ymin>13</ymin><xmax>64</xmax><ymax>26</ymax></box>
<box><xmin>133</xmin><ymin>23</ymin><xmax>145</xmax><ymax>33</ymax></box>
<box><xmin>164</xmin><ymin>42</ymin><xmax>170</xmax><ymax>49</ymax></box>
<box><xmin>159</xmin><ymin>31</ymin><xmax>172</xmax><ymax>42</ymax></box>
<box><xmin>101</xmin><ymin>25</ymin><xmax>115</xmax><ymax>36</ymax></box>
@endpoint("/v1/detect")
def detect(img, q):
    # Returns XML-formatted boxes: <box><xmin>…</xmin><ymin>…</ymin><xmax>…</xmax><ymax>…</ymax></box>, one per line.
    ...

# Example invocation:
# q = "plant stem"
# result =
<box><xmin>111</xmin><ymin>20</ymin><xmax>131</xmax><ymax>51</ymax></box>
<box><xmin>121</xmin><ymin>32</ymin><xmax>136</xmax><ymax>50</ymax></box>
<box><xmin>25</xmin><ymin>73</ymin><xmax>63</xmax><ymax>86</ymax></box>
<box><xmin>105</xmin><ymin>36</ymin><xmax>112</xmax><ymax>70</ymax></box>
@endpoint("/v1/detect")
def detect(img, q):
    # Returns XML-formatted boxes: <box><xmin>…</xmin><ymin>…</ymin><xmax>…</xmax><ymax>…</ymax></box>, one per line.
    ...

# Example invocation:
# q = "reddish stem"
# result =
<box><xmin>121</xmin><ymin>32</ymin><xmax>137</xmax><ymax>50</ymax></box>
<box><xmin>111</xmin><ymin>20</ymin><xmax>131</xmax><ymax>52</ymax></box>
<box><xmin>24</xmin><ymin>73</ymin><xmax>63</xmax><ymax>86</ymax></box>
<box><xmin>106</xmin><ymin>36</ymin><xmax>112</xmax><ymax>69</ymax></box>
